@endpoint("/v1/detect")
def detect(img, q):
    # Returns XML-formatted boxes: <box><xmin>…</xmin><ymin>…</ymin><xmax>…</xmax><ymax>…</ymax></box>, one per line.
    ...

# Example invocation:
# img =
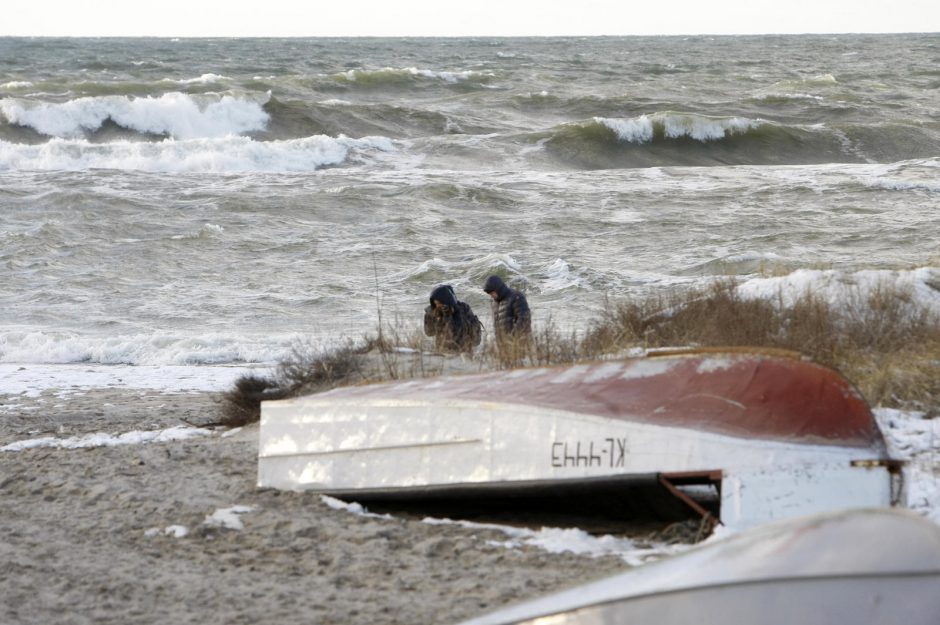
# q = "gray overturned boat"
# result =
<box><xmin>453</xmin><ymin>508</ymin><xmax>940</xmax><ymax>625</ymax></box>
<box><xmin>258</xmin><ymin>348</ymin><xmax>901</xmax><ymax>529</ymax></box>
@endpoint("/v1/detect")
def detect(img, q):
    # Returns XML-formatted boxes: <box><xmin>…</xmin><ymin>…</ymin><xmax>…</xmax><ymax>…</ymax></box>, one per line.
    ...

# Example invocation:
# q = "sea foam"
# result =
<box><xmin>862</xmin><ymin>178</ymin><xmax>940</xmax><ymax>193</ymax></box>
<box><xmin>0</xmin><ymin>329</ymin><xmax>303</xmax><ymax>366</ymax></box>
<box><xmin>0</xmin><ymin>134</ymin><xmax>396</xmax><ymax>173</ymax></box>
<box><xmin>0</xmin><ymin>363</ymin><xmax>271</xmax><ymax>398</ymax></box>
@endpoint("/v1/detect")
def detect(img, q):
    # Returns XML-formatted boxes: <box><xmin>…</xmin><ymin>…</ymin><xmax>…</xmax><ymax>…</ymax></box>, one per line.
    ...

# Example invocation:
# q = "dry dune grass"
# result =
<box><xmin>580</xmin><ymin>280</ymin><xmax>940</xmax><ymax>414</ymax></box>
<box><xmin>221</xmin><ymin>279</ymin><xmax>940</xmax><ymax>425</ymax></box>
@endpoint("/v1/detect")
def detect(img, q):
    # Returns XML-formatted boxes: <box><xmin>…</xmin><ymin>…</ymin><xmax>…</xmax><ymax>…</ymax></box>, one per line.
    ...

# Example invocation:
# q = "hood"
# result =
<box><xmin>483</xmin><ymin>275</ymin><xmax>512</xmax><ymax>300</ymax></box>
<box><xmin>429</xmin><ymin>284</ymin><xmax>458</xmax><ymax>308</ymax></box>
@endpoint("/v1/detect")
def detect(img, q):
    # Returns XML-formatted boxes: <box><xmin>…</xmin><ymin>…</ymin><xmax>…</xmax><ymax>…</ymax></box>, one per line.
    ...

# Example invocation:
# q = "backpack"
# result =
<box><xmin>458</xmin><ymin>302</ymin><xmax>483</xmax><ymax>347</ymax></box>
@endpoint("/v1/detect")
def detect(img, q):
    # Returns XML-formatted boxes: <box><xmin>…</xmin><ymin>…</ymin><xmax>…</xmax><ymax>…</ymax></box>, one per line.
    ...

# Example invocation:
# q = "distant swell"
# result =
<box><xmin>257</xmin><ymin>96</ymin><xmax>487</xmax><ymax>141</ymax></box>
<box><xmin>540</xmin><ymin>113</ymin><xmax>940</xmax><ymax>168</ymax></box>
<box><xmin>327</xmin><ymin>67</ymin><xmax>496</xmax><ymax>90</ymax></box>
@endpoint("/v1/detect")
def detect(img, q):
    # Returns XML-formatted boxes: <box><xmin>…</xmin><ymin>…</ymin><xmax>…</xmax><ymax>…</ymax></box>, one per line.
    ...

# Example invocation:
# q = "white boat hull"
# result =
<box><xmin>258</xmin><ymin>350</ymin><xmax>899</xmax><ymax>530</ymax></box>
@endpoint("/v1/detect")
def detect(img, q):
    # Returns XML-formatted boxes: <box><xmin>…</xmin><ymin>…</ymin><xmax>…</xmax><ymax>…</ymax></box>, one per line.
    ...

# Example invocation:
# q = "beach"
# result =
<box><xmin>3</xmin><ymin>33</ymin><xmax>940</xmax><ymax>623</ymax></box>
<box><xmin>0</xmin><ymin>386</ymin><xmax>654</xmax><ymax>625</ymax></box>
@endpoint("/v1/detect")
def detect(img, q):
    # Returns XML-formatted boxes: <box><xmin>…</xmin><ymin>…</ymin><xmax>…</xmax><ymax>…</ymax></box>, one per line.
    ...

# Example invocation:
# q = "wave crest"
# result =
<box><xmin>594</xmin><ymin>113</ymin><xmax>762</xmax><ymax>144</ymax></box>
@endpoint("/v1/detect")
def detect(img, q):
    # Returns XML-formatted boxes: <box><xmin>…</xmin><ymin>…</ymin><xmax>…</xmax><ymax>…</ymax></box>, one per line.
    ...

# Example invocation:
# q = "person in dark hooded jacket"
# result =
<box><xmin>423</xmin><ymin>284</ymin><xmax>482</xmax><ymax>353</ymax></box>
<box><xmin>482</xmin><ymin>275</ymin><xmax>531</xmax><ymax>340</ymax></box>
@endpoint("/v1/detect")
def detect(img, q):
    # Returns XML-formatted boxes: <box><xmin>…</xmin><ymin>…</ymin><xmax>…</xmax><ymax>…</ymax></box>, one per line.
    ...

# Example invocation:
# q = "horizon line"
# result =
<box><xmin>1</xmin><ymin>30</ymin><xmax>937</xmax><ymax>38</ymax></box>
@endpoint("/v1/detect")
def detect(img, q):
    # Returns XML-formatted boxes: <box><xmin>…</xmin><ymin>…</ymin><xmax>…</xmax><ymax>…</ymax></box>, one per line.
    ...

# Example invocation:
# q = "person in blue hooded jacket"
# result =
<box><xmin>423</xmin><ymin>284</ymin><xmax>482</xmax><ymax>353</ymax></box>
<box><xmin>482</xmin><ymin>275</ymin><xmax>531</xmax><ymax>341</ymax></box>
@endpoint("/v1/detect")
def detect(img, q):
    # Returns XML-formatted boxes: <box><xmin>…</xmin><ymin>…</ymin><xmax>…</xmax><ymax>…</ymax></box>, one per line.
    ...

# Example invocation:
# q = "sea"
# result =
<box><xmin>2</xmin><ymin>34</ymin><xmax>939</xmax><ymax>394</ymax></box>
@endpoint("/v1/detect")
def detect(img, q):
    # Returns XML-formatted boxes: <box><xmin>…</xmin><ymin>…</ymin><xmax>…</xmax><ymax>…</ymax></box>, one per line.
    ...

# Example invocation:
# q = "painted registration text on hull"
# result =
<box><xmin>551</xmin><ymin>438</ymin><xmax>627</xmax><ymax>468</ymax></box>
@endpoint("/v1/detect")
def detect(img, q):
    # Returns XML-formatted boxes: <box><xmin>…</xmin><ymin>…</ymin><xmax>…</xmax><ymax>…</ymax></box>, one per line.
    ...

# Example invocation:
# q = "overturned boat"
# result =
<box><xmin>258</xmin><ymin>348</ymin><xmax>901</xmax><ymax>530</ymax></box>
<box><xmin>453</xmin><ymin>508</ymin><xmax>940</xmax><ymax>625</ymax></box>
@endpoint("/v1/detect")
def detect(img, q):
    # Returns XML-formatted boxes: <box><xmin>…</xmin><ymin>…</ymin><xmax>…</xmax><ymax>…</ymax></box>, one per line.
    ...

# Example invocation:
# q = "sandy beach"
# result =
<box><xmin>2</xmin><ymin>355</ymin><xmax>937</xmax><ymax>625</ymax></box>
<box><xmin>0</xmin><ymin>387</ymin><xmax>637</xmax><ymax>625</ymax></box>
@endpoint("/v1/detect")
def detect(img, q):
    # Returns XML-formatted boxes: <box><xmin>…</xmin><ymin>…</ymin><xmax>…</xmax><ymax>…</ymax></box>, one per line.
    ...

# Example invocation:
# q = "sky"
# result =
<box><xmin>4</xmin><ymin>0</ymin><xmax>939</xmax><ymax>37</ymax></box>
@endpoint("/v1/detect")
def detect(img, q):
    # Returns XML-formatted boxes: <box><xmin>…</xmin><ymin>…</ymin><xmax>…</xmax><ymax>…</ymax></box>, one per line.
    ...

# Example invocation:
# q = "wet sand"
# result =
<box><xmin>0</xmin><ymin>388</ymin><xmax>633</xmax><ymax>625</ymax></box>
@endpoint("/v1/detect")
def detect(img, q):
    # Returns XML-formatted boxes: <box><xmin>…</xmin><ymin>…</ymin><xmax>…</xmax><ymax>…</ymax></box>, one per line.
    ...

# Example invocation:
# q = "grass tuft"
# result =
<box><xmin>220</xmin><ymin>340</ymin><xmax>369</xmax><ymax>427</ymax></box>
<box><xmin>218</xmin><ymin>374</ymin><xmax>288</xmax><ymax>428</ymax></box>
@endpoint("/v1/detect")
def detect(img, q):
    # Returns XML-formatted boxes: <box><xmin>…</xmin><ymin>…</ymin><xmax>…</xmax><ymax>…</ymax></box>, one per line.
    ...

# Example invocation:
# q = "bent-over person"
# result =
<box><xmin>423</xmin><ymin>284</ymin><xmax>482</xmax><ymax>353</ymax></box>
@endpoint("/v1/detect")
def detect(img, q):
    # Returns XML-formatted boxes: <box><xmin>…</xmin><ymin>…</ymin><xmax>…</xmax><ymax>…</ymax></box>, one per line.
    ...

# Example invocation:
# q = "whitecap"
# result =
<box><xmin>163</xmin><ymin>73</ymin><xmax>230</xmax><ymax>85</ymax></box>
<box><xmin>660</xmin><ymin>113</ymin><xmax>759</xmax><ymax>142</ymax></box>
<box><xmin>338</xmin><ymin>67</ymin><xmax>493</xmax><ymax>84</ymax></box>
<box><xmin>539</xmin><ymin>258</ymin><xmax>591</xmax><ymax>293</ymax></box>
<box><xmin>596</xmin><ymin>116</ymin><xmax>654</xmax><ymax>144</ymax></box>
<box><xmin>861</xmin><ymin>178</ymin><xmax>940</xmax><ymax>193</ymax></box>
<box><xmin>596</xmin><ymin>113</ymin><xmax>760</xmax><ymax>144</ymax></box>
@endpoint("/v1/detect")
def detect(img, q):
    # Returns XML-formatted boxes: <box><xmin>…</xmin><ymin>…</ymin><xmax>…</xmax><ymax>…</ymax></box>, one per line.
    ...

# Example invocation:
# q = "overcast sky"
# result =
<box><xmin>5</xmin><ymin>0</ymin><xmax>939</xmax><ymax>37</ymax></box>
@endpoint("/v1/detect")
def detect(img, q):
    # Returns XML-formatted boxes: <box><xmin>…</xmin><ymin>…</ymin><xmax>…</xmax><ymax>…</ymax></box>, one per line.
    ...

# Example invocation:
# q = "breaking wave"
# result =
<box><xmin>539</xmin><ymin>113</ymin><xmax>940</xmax><ymax>168</ymax></box>
<box><xmin>538</xmin><ymin>258</ymin><xmax>594</xmax><ymax>293</ymax></box>
<box><xmin>0</xmin><ymin>92</ymin><xmax>271</xmax><ymax>140</ymax></box>
<box><xmin>0</xmin><ymin>90</ymin><xmax>502</xmax><ymax>146</ymax></box>
<box><xmin>595</xmin><ymin>113</ymin><xmax>761</xmax><ymax>144</ymax></box>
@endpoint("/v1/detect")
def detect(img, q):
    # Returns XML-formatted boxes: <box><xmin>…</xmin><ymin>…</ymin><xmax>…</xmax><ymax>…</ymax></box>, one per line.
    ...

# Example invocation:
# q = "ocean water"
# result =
<box><xmin>2</xmin><ymin>35</ymin><xmax>939</xmax><ymax>380</ymax></box>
